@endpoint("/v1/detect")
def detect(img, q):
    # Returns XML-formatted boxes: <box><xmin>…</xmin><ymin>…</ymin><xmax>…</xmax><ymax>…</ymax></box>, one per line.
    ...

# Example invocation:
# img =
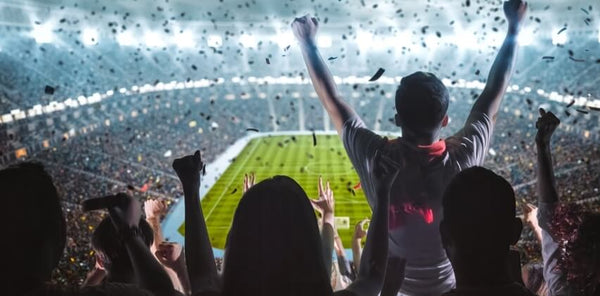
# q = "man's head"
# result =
<box><xmin>1</xmin><ymin>163</ymin><xmax>66</xmax><ymax>287</ymax></box>
<box><xmin>92</xmin><ymin>216</ymin><xmax>153</xmax><ymax>281</ymax></box>
<box><xmin>395</xmin><ymin>72</ymin><xmax>449</xmax><ymax>134</ymax></box>
<box><xmin>440</xmin><ymin>167</ymin><xmax>522</xmax><ymax>271</ymax></box>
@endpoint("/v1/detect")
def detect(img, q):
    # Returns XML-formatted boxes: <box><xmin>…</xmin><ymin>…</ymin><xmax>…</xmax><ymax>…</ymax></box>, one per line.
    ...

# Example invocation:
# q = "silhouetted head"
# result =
<box><xmin>440</xmin><ymin>167</ymin><xmax>522</xmax><ymax>278</ymax></box>
<box><xmin>395</xmin><ymin>72</ymin><xmax>449</xmax><ymax>135</ymax></box>
<box><xmin>1</xmin><ymin>162</ymin><xmax>66</xmax><ymax>288</ymax></box>
<box><xmin>222</xmin><ymin>176</ymin><xmax>331</xmax><ymax>296</ymax></box>
<box><xmin>92</xmin><ymin>216</ymin><xmax>153</xmax><ymax>282</ymax></box>
<box><xmin>552</xmin><ymin>206</ymin><xmax>600</xmax><ymax>294</ymax></box>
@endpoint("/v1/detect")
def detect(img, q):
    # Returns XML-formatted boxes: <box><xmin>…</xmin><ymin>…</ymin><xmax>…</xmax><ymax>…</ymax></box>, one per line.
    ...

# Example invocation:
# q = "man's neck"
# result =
<box><xmin>401</xmin><ymin>128</ymin><xmax>440</xmax><ymax>146</ymax></box>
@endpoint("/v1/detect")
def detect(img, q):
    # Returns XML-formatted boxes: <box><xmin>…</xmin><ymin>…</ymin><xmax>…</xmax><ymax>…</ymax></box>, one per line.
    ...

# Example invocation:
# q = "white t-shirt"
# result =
<box><xmin>342</xmin><ymin>112</ymin><xmax>493</xmax><ymax>295</ymax></box>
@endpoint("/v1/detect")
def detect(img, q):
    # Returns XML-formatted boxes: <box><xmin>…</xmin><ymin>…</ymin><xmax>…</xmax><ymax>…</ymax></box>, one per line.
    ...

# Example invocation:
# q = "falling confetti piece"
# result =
<box><xmin>368</xmin><ymin>68</ymin><xmax>385</xmax><ymax>81</ymax></box>
<box><xmin>230</xmin><ymin>188</ymin><xmax>237</xmax><ymax>194</ymax></box>
<box><xmin>566</xmin><ymin>100</ymin><xmax>575</xmax><ymax>108</ymax></box>
<box><xmin>557</xmin><ymin>27</ymin><xmax>567</xmax><ymax>35</ymax></box>
<box><xmin>246</xmin><ymin>128</ymin><xmax>259</xmax><ymax>132</ymax></box>
<box><xmin>266</xmin><ymin>58</ymin><xmax>270</xmax><ymax>64</ymax></box>
<box><xmin>44</xmin><ymin>85</ymin><xmax>55</xmax><ymax>95</ymax></box>
<box><xmin>328</xmin><ymin>56</ymin><xmax>338</xmax><ymax>61</ymax></box>
<box><xmin>312</xmin><ymin>131</ymin><xmax>317</xmax><ymax>146</ymax></box>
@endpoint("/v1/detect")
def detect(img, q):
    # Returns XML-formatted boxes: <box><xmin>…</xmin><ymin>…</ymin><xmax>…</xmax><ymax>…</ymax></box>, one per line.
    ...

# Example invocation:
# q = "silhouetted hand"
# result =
<box><xmin>504</xmin><ymin>0</ymin><xmax>528</xmax><ymax>31</ymax></box>
<box><xmin>291</xmin><ymin>14</ymin><xmax>319</xmax><ymax>44</ymax></box>
<box><xmin>172</xmin><ymin>151</ymin><xmax>203</xmax><ymax>188</ymax></box>
<box><xmin>243</xmin><ymin>173</ymin><xmax>255</xmax><ymax>193</ymax></box>
<box><xmin>521</xmin><ymin>203</ymin><xmax>538</xmax><ymax>226</ymax></box>
<box><xmin>144</xmin><ymin>198</ymin><xmax>167</xmax><ymax>220</ymax></box>
<box><xmin>535</xmin><ymin>108</ymin><xmax>560</xmax><ymax>144</ymax></box>
<box><xmin>155</xmin><ymin>242</ymin><xmax>185</xmax><ymax>271</ymax></box>
<box><xmin>311</xmin><ymin>176</ymin><xmax>335</xmax><ymax>226</ymax></box>
<box><xmin>353</xmin><ymin>218</ymin><xmax>369</xmax><ymax>240</ymax></box>
<box><xmin>106</xmin><ymin>193</ymin><xmax>142</xmax><ymax>232</ymax></box>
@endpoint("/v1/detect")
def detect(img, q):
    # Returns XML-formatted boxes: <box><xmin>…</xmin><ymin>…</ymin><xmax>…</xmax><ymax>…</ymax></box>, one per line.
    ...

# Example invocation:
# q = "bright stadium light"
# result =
<box><xmin>116</xmin><ymin>31</ymin><xmax>137</xmax><ymax>46</ymax></box>
<box><xmin>597</xmin><ymin>29</ymin><xmax>600</xmax><ymax>43</ymax></box>
<box><xmin>31</xmin><ymin>24</ymin><xmax>54</xmax><ymax>43</ymax></box>
<box><xmin>356</xmin><ymin>31</ymin><xmax>373</xmax><ymax>49</ymax></box>
<box><xmin>144</xmin><ymin>31</ymin><xmax>166</xmax><ymax>48</ymax></box>
<box><xmin>239</xmin><ymin>34</ymin><xmax>257</xmax><ymax>48</ymax></box>
<box><xmin>452</xmin><ymin>32</ymin><xmax>479</xmax><ymax>49</ymax></box>
<box><xmin>207</xmin><ymin>35</ymin><xmax>222</xmax><ymax>47</ymax></box>
<box><xmin>552</xmin><ymin>29</ymin><xmax>567</xmax><ymax>45</ymax></box>
<box><xmin>175</xmin><ymin>30</ymin><xmax>196</xmax><ymax>48</ymax></box>
<box><xmin>517</xmin><ymin>28</ymin><xmax>535</xmax><ymax>46</ymax></box>
<box><xmin>274</xmin><ymin>32</ymin><xmax>295</xmax><ymax>49</ymax></box>
<box><xmin>317</xmin><ymin>35</ymin><xmax>332</xmax><ymax>48</ymax></box>
<box><xmin>82</xmin><ymin>28</ymin><xmax>99</xmax><ymax>46</ymax></box>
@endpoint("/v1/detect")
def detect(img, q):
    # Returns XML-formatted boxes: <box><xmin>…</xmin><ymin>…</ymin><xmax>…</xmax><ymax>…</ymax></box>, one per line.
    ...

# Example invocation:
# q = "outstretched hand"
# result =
<box><xmin>155</xmin><ymin>242</ymin><xmax>185</xmax><ymax>270</ymax></box>
<box><xmin>291</xmin><ymin>14</ymin><xmax>319</xmax><ymax>44</ymax></box>
<box><xmin>521</xmin><ymin>203</ymin><xmax>538</xmax><ymax>226</ymax></box>
<box><xmin>353</xmin><ymin>218</ymin><xmax>369</xmax><ymax>240</ymax></box>
<box><xmin>535</xmin><ymin>108</ymin><xmax>560</xmax><ymax>144</ymax></box>
<box><xmin>172</xmin><ymin>151</ymin><xmax>203</xmax><ymax>188</ymax></box>
<box><xmin>144</xmin><ymin>198</ymin><xmax>168</xmax><ymax>220</ymax></box>
<box><xmin>504</xmin><ymin>0</ymin><xmax>528</xmax><ymax>31</ymax></box>
<box><xmin>311</xmin><ymin>176</ymin><xmax>335</xmax><ymax>226</ymax></box>
<box><xmin>243</xmin><ymin>173</ymin><xmax>255</xmax><ymax>193</ymax></box>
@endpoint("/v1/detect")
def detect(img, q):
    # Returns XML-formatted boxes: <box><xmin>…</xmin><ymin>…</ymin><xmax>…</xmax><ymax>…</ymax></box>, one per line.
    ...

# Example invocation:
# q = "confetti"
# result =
<box><xmin>569</xmin><ymin>57</ymin><xmax>585</xmax><ymax>62</ymax></box>
<box><xmin>557</xmin><ymin>27</ymin><xmax>567</xmax><ymax>35</ymax></box>
<box><xmin>566</xmin><ymin>100</ymin><xmax>575</xmax><ymax>108</ymax></box>
<box><xmin>542</xmin><ymin>56</ymin><xmax>555</xmax><ymax>60</ymax></box>
<box><xmin>328</xmin><ymin>56</ymin><xmax>338</xmax><ymax>61</ymax></box>
<box><xmin>246</xmin><ymin>128</ymin><xmax>259</xmax><ymax>132</ymax></box>
<box><xmin>312</xmin><ymin>131</ymin><xmax>317</xmax><ymax>146</ymax></box>
<box><xmin>230</xmin><ymin>188</ymin><xmax>237</xmax><ymax>194</ymax></box>
<box><xmin>368</xmin><ymin>68</ymin><xmax>385</xmax><ymax>81</ymax></box>
<box><xmin>265</xmin><ymin>58</ymin><xmax>270</xmax><ymax>64</ymax></box>
<box><xmin>575</xmin><ymin>109</ymin><xmax>589</xmax><ymax>114</ymax></box>
<box><xmin>44</xmin><ymin>85</ymin><xmax>55</xmax><ymax>95</ymax></box>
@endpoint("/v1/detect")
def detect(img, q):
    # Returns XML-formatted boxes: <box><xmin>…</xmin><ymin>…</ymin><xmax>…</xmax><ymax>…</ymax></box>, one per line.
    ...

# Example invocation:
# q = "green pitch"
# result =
<box><xmin>178</xmin><ymin>134</ymin><xmax>372</xmax><ymax>249</ymax></box>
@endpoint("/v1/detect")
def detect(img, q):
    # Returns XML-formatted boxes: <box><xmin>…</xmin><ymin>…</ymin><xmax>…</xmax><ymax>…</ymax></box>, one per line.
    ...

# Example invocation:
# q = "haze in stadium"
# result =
<box><xmin>1</xmin><ymin>0</ymin><xmax>599</xmax><ymax>293</ymax></box>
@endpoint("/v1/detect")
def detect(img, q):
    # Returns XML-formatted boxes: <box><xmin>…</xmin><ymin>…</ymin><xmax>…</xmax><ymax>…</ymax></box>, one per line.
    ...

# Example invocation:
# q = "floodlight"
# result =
<box><xmin>31</xmin><ymin>24</ymin><xmax>54</xmax><ymax>43</ymax></box>
<box><xmin>239</xmin><ymin>34</ymin><xmax>257</xmax><ymax>48</ymax></box>
<box><xmin>144</xmin><ymin>31</ymin><xmax>166</xmax><ymax>48</ymax></box>
<box><xmin>317</xmin><ymin>35</ymin><xmax>332</xmax><ymax>48</ymax></box>
<box><xmin>207</xmin><ymin>35</ymin><xmax>222</xmax><ymax>47</ymax></box>
<box><xmin>82</xmin><ymin>28</ymin><xmax>99</xmax><ymax>46</ymax></box>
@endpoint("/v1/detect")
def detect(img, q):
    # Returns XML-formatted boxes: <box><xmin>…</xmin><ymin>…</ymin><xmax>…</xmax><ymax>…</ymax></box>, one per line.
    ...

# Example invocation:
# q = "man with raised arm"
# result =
<box><xmin>292</xmin><ymin>1</ymin><xmax>527</xmax><ymax>294</ymax></box>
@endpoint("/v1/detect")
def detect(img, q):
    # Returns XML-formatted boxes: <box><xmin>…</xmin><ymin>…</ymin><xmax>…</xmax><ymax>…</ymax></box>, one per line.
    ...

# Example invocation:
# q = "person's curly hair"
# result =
<box><xmin>550</xmin><ymin>203</ymin><xmax>600</xmax><ymax>294</ymax></box>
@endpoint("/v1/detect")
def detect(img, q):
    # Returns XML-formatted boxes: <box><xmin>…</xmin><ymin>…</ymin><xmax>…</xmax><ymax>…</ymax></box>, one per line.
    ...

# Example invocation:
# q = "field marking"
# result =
<box><xmin>204</xmin><ymin>140</ymin><xmax>261</xmax><ymax>221</ymax></box>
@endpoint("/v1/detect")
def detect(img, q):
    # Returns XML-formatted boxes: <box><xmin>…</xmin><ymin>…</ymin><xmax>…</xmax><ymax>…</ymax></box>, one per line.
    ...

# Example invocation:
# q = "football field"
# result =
<box><xmin>178</xmin><ymin>134</ymin><xmax>372</xmax><ymax>249</ymax></box>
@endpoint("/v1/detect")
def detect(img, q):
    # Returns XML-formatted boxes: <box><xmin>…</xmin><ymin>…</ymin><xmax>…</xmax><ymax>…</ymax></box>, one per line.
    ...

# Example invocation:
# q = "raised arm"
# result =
<box><xmin>292</xmin><ymin>15</ymin><xmax>358</xmax><ymax>135</ymax></box>
<box><xmin>351</xmin><ymin>219</ymin><xmax>368</xmax><ymax>272</ymax></box>
<box><xmin>467</xmin><ymin>0</ymin><xmax>527</xmax><ymax>124</ymax></box>
<box><xmin>534</xmin><ymin>109</ymin><xmax>568</xmax><ymax>295</ymax></box>
<box><xmin>310</xmin><ymin>177</ymin><xmax>335</xmax><ymax>278</ymax></box>
<box><xmin>339</xmin><ymin>152</ymin><xmax>399</xmax><ymax>296</ymax></box>
<box><xmin>106</xmin><ymin>193</ymin><xmax>178</xmax><ymax>296</ymax></box>
<box><xmin>172</xmin><ymin>151</ymin><xmax>220</xmax><ymax>295</ymax></box>
<box><xmin>535</xmin><ymin>109</ymin><xmax>560</xmax><ymax>205</ymax></box>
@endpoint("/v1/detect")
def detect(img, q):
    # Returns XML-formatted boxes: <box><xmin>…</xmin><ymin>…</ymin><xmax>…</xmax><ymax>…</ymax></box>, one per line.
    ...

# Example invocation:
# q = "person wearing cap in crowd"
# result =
<box><xmin>291</xmin><ymin>0</ymin><xmax>528</xmax><ymax>294</ymax></box>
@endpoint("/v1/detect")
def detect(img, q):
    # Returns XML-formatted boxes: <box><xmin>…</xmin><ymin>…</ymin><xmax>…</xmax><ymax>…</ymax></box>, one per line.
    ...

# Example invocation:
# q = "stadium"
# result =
<box><xmin>1</xmin><ymin>0</ymin><xmax>599</xmax><ymax>293</ymax></box>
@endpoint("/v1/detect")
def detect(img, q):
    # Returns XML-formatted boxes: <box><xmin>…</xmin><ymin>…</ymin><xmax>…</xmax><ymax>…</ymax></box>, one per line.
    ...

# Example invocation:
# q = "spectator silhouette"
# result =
<box><xmin>174</xmin><ymin>150</ymin><xmax>398</xmax><ymax>296</ymax></box>
<box><xmin>440</xmin><ymin>166</ymin><xmax>534</xmax><ymax>295</ymax></box>
<box><xmin>1</xmin><ymin>162</ymin><xmax>179</xmax><ymax>296</ymax></box>
<box><xmin>292</xmin><ymin>0</ymin><xmax>528</xmax><ymax>293</ymax></box>
<box><xmin>534</xmin><ymin>109</ymin><xmax>600</xmax><ymax>295</ymax></box>
<box><xmin>90</xmin><ymin>217</ymin><xmax>154</xmax><ymax>284</ymax></box>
